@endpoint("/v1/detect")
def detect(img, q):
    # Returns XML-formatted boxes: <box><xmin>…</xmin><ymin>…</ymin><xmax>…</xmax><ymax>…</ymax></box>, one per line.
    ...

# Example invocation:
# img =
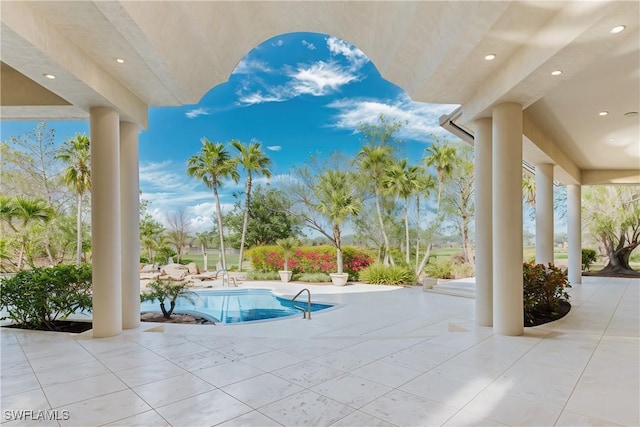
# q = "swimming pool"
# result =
<box><xmin>140</xmin><ymin>288</ymin><xmax>333</xmax><ymax>324</ymax></box>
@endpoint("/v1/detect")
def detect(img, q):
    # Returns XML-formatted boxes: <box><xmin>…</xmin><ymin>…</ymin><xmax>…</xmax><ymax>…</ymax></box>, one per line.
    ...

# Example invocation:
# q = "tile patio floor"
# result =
<box><xmin>1</xmin><ymin>277</ymin><xmax>638</xmax><ymax>426</ymax></box>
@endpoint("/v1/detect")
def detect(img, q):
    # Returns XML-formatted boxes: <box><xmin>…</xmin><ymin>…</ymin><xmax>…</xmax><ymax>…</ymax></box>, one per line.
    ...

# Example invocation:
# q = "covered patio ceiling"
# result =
<box><xmin>1</xmin><ymin>1</ymin><xmax>638</xmax><ymax>185</ymax></box>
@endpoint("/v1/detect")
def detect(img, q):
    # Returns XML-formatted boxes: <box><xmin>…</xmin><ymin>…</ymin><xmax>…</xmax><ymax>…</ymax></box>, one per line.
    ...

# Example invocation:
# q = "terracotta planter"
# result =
<box><xmin>330</xmin><ymin>273</ymin><xmax>349</xmax><ymax>286</ymax></box>
<box><xmin>279</xmin><ymin>271</ymin><xmax>293</xmax><ymax>283</ymax></box>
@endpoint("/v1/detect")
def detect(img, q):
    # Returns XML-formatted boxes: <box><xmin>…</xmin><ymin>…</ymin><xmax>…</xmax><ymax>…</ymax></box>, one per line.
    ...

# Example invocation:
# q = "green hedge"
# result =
<box><xmin>359</xmin><ymin>263</ymin><xmax>417</xmax><ymax>286</ymax></box>
<box><xmin>247</xmin><ymin>245</ymin><xmax>372</xmax><ymax>280</ymax></box>
<box><xmin>0</xmin><ymin>264</ymin><xmax>92</xmax><ymax>330</ymax></box>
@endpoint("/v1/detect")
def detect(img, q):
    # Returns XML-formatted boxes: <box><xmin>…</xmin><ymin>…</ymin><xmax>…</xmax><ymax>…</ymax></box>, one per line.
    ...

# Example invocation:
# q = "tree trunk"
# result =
<box><xmin>374</xmin><ymin>188</ymin><xmax>393</xmax><ymax>266</ymax></box>
<box><xmin>462</xmin><ymin>217</ymin><xmax>473</xmax><ymax>264</ymax></box>
<box><xmin>599</xmin><ymin>242</ymin><xmax>640</xmax><ymax>275</ymax></box>
<box><xmin>404</xmin><ymin>203</ymin><xmax>410</xmax><ymax>264</ymax></box>
<box><xmin>334</xmin><ymin>225</ymin><xmax>343</xmax><ymax>274</ymax></box>
<box><xmin>76</xmin><ymin>193</ymin><xmax>83</xmax><ymax>265</ymax></box>
<box><xmin>238</xmin><ymin>175</ymin><xmax>252</xmax><ymax>272</ymax></box>
<box><xmin>416</xmin><ymin>242</ymin><xmax>433</xmax><ymax>277</ymax></box>
<box><xmin>213</xmin><ymin>186</ymin><xmax>227</xmax><ymax>270</ymax></box>
<box><xmin>415</xmin><ymin>195</ymin><xmax>421</xmax><ymax>271</ymax></box>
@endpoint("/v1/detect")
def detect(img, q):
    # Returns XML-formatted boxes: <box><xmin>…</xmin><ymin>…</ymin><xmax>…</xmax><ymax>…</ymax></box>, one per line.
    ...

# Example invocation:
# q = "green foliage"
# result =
<box><xmin>424</xmin><ymin>259</ymin><xmax>455</xmax><ymax>279</ymax></box>
<box><xmin>0</xmin><ymin>264</ymin><xmax>92</xmax><ymax>330</ymax></box>
<box><xmin>523</xmin><ymin>262</ymin><xmax>571</xmax><ymax>324</ymax></box>
<box><xmin>295</xmin><ymin>273</ymin><xmax>331</xmax><ymax>282</ymax></box>
<box><xmin>359</xmin><ymin>263</ymin><xmax>417</xmax><ymax>285</ymax></box>
<box><xmin>247</xmin><ymin>245</ymin><xmax>372</xmax><ymax>279</ymax></box>
<box><xmin>245</xmin><ymin>271</ymin><xmax>280</xmax><ymax>280</ymax></box>
<box><xmin>140</xmin><ymin>279</ymin><xmax>195</xmax><ymax>319</ymax></box>
<box><xmin>276</xmin><ymin>237</ymin><xmax>299</xmax><ymax>271</ymax></box>
<box><xmin>581</xmin><ymin>248</ymin><xmax>598</xmax><ymax>271</ymax></box>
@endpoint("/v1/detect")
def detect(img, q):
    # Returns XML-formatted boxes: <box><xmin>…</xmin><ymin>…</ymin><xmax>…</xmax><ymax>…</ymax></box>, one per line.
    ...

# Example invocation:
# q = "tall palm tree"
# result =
<box><xmin>423</xmin><ymin>139</ymin><xmax>457</xmax><ymax>211</ymax></box>
<box><xmin>356</xmin><ymin>144</ymin><xmax>394</xmax><ymax>265</ymax></box>
<box><xmin>56</xmin><ymin>134</ymin><xmax>91</xmax><ymax>265</ymax></box>
<box><xmin>414</xmin><ymin>171</ymin><xmax>436</xmax><ymax>269</ymax></box>
<box><xmin>315</xmin><ymin>170</ymin><xmax>361</xmax><ymax>274</ymax></box>
<box><xmin>13</xmin><ymin>197</ymin><xmax>53</xmax><ymax>269</ymax></box>
<box><xmin>230</xmin><ymin>139</ymin><xmax>271</xmax><ymax>272</ymax></box>
<box><xmin>383</xmin><ymin>159</ymin><xmax>421</xmax><ymax>264</ymax></box>
<box><xmin>186</xmin><ymin>138</ymin><xmax>239</xmax><ymax>270</ymax></box>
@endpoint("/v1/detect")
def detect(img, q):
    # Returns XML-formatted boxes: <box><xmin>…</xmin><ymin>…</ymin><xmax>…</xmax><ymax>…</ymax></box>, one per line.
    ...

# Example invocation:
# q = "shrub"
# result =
<box><xmin>140</xmin><ymin>279</ymin><xmax>195</xmax><ymax>319</ymax></box>
<box><xmin>523</xmin><ymin>261</ymin><xmax>571</xmax><ymax>324</ymax></box>
<box><xmin>452</xmin><ymin>262</ymin><xmax>475</xmax><ymax>279</ymax></box>
<box><xmin>139</xmin><ymin>256</ymin><xmax>149</xmax><ymax>264</ymax></box>
<box><xmin>359</xmin><ymin>263</ymin><xmax>417</xmax><ymax>286</ymax></box>
<box><xmin>295</xmin><ymin>273</ymin><xmax>331</xmax><ymax>282</ymax></box>
<box><xmin>581</xmin><ymin>248</ymin><xmax>598</xmax><ymax>271</ymax></box>
<box><xmin>247</xmin><ymin>245</ymin><xmax>373</xmax><ymax>279</ymax></box>
<box><xmin>0</xmin><ymin>264</ymin><xmax>92</xmax><ymax>330</ymax></box>
<box><xmin>246</xmin><ymin>271</ymin><xmax>280</xmax><ymax>280</ymax></box>
<box><xmin>424</xmin><ymin>259</ymin><xmax>454</xmax><ymax>279</ymax></box>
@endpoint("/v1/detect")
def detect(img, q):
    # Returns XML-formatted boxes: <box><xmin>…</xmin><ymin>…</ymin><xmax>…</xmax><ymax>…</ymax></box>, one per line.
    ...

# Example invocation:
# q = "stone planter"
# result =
<box><xmin>279</xmin><ymin>271</ymin><xmax>293</xmax><ymax>283</ymax></box>
<box><xmin>421</xmin><ymin>277</ymin><xmax>438</xmax><ymax>291</ymax></box>
<box><xmin>330</xmin><ymin>273</ymin><xmax>349</xmax><ymax>286</ymax></box>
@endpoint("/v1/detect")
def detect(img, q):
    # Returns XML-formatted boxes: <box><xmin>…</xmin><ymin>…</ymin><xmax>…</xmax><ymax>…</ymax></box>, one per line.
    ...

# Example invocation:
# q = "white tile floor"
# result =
<box><xmin>1</xmin><ymin>277</ymin><xmax>638</xmax><ymax>426</ymax></box>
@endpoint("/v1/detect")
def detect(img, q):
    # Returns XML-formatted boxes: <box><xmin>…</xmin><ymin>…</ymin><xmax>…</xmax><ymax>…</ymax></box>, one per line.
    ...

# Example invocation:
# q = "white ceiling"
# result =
<box><xmin>1</xmin><ymin>1</ymin><xmax>638</xmax><ymax>182</ymax></box>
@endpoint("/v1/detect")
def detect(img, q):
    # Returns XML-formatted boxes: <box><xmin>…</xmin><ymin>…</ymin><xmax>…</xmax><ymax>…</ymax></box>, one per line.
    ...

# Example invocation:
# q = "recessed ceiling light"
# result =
<box><xmin>484</xmin><ymin>54</ymin><xmax>496</xmax><ymax>61</ymax></box>
<box><xmin>551</xmin><ymin>70</ymin><xmax>562</xmax><ymax>76</ymax></box>
<box><xmin>43</xmin><ymin>73</ymin><xmax>56</xmax><ymax>79</ymax></box>
<box><xmin>610</xmin><ymin>25</ymin><xmax>625</xmax><ymax>34</ymax></box>
<box><xmin>599</xmin><ymin>111</ymin><xmax>609</xmax><ymax>116</ymax></box>
<box><xmin>115</xmin><ymin>58</ymin><xmax>125</xmax><ymax>64</ymax></box>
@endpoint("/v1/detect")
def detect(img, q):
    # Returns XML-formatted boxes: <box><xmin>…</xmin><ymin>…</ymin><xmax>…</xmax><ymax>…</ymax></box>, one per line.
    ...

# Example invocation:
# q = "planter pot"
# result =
<box><xmin>421</xmin><ymin>277</ymin><xmax>438</xmax><ymax>291</ymax></box>
<box><xmin>279</xmin><ymin>271</ymin><xmax>293</xmax><ymax>283</ymax></box>
<box><xmin>330</xmin><ymin>273</ymin><xmax>349</xmax><ymax>286</ymax></box>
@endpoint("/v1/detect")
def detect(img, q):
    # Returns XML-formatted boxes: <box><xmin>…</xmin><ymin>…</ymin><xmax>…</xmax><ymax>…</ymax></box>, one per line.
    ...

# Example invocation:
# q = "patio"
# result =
<box><xmin>2</xmin><ymin>276</ymin><xmax>638</xmax><ymax>427</ymax></box>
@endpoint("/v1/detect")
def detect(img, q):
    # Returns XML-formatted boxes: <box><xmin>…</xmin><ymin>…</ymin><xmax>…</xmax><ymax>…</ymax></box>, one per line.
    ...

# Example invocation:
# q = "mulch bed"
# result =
<box><xmin>3</xmin><ymin>320</ymin><xmax>93</xmax><ymax>333</ymax></box>
<box><xmin>141</xmin><ymin>312</ymin><xmax>215</xmax><ymax>325</ymax></box>
<box><xmin>524</xmin><ymin>300</ymin><xmax>571</xmax><ymax>327</ymax></box>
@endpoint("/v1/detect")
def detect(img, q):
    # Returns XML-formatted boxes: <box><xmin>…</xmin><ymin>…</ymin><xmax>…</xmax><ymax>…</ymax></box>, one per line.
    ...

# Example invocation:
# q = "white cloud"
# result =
<box><xmin>326</xmin><ymin>36</ymin><xmax>369</xmax><ymax>71</ymax></box>
<box><xmin>302</xmin><ymin>40</ymin><xmax>316</xmax><ymax>50</ymax></box>
<box><xmin>289</xmin><ymin>61</ymin><xmax>358</xmax><ymax>96</ymax></box>
<box><xmin>185</xmin><ymin>108</ymin><xmax>209</xmax><ymax>119</ymax></box>
<box><xmin>232</xmin><ymin>58</ymin><xmax>272</xmax><ymax>75</ymax></box>
<box><xmin>266</xmin><ymin>145</ymin><xmax>282</xmax><ymax>151</ymax></box>
<box><xmin>327</xmin><ymin>94</ymin><xmax>459</xmax><ymax>142</ymax></box>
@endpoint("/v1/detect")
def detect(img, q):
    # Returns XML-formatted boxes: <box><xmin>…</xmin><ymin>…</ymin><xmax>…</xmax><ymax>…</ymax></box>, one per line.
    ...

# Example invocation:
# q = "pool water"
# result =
<box><xmin>140</xmin><ymin>288</ymin><xmax>333</xmax><ymax>324</ymax></box>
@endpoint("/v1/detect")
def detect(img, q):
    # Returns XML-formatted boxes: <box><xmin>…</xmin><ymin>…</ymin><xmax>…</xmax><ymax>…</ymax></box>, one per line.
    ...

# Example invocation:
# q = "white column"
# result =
<box><xmin>90</xmin><ymin>107</ymin><xmax>122</xmax><ymax>337</ymax></box>
<box><xmin>535</xmin><ymin>164</ymin><xmax>554</xmax><ymax>265</ymax></box>
<box><xmin>120</xmin><ymin>122</ymin><xmax>141</xmax><ymax>329</ymax></box>
<box><xmin>567</xmin><ymin>184</ymin><xmax>582</xmax><ymax>284</ymax></box>
<box><xmin>473</xmin><ymin>118</ymin><xmax>493</xmax><ymax>326</ymax></box>
<box><xmin>492</xmin><ymin>103</ymin><xmax>524</xmax><ymax>336</ymax></box>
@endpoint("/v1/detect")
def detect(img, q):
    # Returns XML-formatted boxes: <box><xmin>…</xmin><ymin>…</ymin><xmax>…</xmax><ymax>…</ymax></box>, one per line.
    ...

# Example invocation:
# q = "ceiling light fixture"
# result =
<box><xmin>484</xmin><ymin>54</ymin><xmax>496</xmax><ymax>61</ymax></box>
<box><xmin>624</xmin><ymin>111</ymin><xmax>638</xmax><ymax>117</ymax></box>
<box><xmin>43</xmin><ymin>73</ymin><xmax>56</xmax><ymax>79</ymax></box>
<box><xmin>610</xmin><ymin>25</ymin><xmax>625</xmax><ymax>34</ymax></box>
<box><xmin>599</xmin><ymin>111</ymin><xmax>609</xmax><ymax>116</ymax></box>
<box><xmin>115</xmin><ymin>58</ymin><xmax>125</xmax><ymax>64</ymax></box>
<box><xmin>551</xmin><ymin>70</ymin><xmax>562</xmax><ymax>76</ymax></box>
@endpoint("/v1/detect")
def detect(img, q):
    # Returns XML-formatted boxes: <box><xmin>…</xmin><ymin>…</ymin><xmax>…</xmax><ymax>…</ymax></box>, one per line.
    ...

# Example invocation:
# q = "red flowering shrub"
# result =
<box><xmin>247</xmin><ymin>245</ymin><xmax>373</xmax><ymax>279</ymax></box>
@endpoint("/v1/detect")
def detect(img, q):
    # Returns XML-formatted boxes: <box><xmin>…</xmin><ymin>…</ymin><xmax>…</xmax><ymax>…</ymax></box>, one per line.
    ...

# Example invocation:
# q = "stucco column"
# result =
<box><xmin>492</xmin><ymin>103</ymin><xmax>524</xmax><ymax>336</ymax></box>
<box><xmin>90</xmin><ymin>107</ymin><xmax>122</xmax><ymax>337</ymax></box>
<box><xmin>535</xmin><ymin>164</ymin><xmax>554</xmax><ymax>265</ymax></box>
<box><xmin>473</xmin><ymin>118</ymin><xmax>493</xmax><ymax>326</ymax></box>
<box><xmin>567</xmin><ymin>184</ymin><xmax>582</xmax><ymax>284</ymax></box>
<box><xmin>120</xmin><ymin>122</ymin><xmax>140</xmax><ymax>329</ymax></box>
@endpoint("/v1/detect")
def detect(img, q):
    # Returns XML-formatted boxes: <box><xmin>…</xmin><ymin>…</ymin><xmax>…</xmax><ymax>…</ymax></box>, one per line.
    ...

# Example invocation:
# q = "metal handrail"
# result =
<box><xmin>215</xmin><ymin>269</ymin><xmax>229</xmax><ymax>286</ymax></box>
<box><xmin>291</xmin><ymin>288</ymin><xmax>312</xmax><ymax>319</ymax></box>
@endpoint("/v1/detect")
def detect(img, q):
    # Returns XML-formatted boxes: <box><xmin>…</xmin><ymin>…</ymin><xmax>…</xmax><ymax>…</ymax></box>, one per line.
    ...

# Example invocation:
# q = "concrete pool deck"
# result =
<box><xmin>1</xmin><ymin>276</ymin><xmax>638</xmax><ymax>426</ymax></box>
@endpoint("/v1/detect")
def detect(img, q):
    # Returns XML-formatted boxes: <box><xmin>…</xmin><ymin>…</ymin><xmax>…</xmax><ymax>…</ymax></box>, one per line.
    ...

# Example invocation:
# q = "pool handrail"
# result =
<box><xmin>291</xmin><ymin>288</ymin><xmax>312</xmax><ymax>319</ymax></box>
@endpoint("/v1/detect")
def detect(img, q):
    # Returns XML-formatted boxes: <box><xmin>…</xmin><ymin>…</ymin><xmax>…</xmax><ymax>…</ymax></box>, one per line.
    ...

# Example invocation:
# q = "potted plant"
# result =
<box><xmin>314</xmin><ymin>170</ymin><xmax>361</xmax><ymax>286</ymax></box>
<box><xmin>276</xmin><ymin>237</ymin><xmax>298</xmax><ymax>282</ymax></box>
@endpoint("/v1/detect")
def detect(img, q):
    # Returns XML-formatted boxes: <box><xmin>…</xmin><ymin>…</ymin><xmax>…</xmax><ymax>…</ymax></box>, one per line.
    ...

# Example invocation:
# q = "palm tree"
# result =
<box><xmin>423</xmin><ymin>139</ymin><xmax>457</xmax><ymax>211</ymax></box>
<box><xmin>522</xmin><ymin>172</ymin><xmax>536</xmax><ymax>207</ymax></box>
<box><xmin>315</xmin><ymin>170</ymin><xmax>361</xmax><ymax>274</ymax></box>
<box><xmin>230</xmin><ymin>139</ymin><xmax>271</xmax><ymax>272</ymax></box>
<box><xmin>186</xmin><ymin>138</ymin><xmax>239</xmax><ymax>270</ymax></box>
<box><xmin>13</xmin><ymin>197</ymin><xmax>54</xmax><ymax>269</ymax></box>
<box><xmin>383</xmin><ymin>159</ymin><xmax>421</xmax><ymax>264</ymax></box>
<box><xmin>355</xmin><ymin>144</ymin><xmax>394</xmax><ymax>265</ymax></box>
<box><xmin>414</xmin><ymin>171</ymin><xmax>436</xmax><ymax>269</ymax></box>
<box><xmin>56</xmin><ymin>134</ymin><xmax>91</xmax><ymax>265</ymax></box>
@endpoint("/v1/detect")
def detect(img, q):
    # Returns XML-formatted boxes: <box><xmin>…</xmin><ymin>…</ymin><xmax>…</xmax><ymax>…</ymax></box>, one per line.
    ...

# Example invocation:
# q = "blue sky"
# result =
<box><xmin>2</xmin><ymin>32</ymin><xmax>458</xmax><ymax>232</ymax></box>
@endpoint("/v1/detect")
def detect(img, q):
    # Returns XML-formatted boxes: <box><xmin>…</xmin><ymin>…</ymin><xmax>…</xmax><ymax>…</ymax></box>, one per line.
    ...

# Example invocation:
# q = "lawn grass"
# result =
<box><xmin>181</xmin><ymin>253</ymin><xmax>252</xmax><ymax>271</ymax></box>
